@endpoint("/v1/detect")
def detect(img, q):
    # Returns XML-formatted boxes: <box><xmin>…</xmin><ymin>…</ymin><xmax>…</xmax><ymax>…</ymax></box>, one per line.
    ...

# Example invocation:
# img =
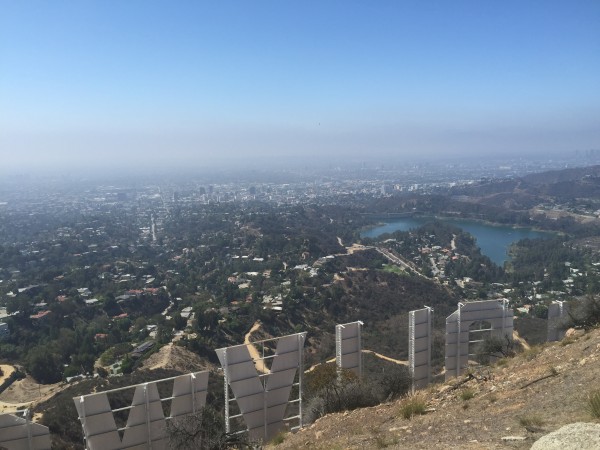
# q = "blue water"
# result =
<box><xmin>361</xmin><ymin>217</ymin><xmax>553</xmax><ymax>266</ymax></box>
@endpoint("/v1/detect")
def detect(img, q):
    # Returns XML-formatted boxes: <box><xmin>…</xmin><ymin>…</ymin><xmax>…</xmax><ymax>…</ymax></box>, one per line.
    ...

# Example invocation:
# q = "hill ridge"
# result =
<box><xmin>270</xmin><ymin>327</ymin><xmax>600</xmax><ymax>449</ymax></box>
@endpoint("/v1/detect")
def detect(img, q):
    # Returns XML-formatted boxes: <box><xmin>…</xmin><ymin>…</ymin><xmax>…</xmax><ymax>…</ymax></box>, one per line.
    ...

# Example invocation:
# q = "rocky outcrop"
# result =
<box><xmin>531</xmin><ymin>422</ymin><xmax>600</xmax><ymax>450</ymax></box>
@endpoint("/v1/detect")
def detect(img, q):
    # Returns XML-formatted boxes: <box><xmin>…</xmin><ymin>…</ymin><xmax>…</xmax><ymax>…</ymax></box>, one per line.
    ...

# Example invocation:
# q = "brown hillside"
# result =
<box><xmin>141</xmin><ymin>342</ymin><xmax>215</xmax><ymax>373</ymax></box>
<box><xmin>270</xmin><ymin>328</ymin><xmax>600</xmax><ymax>449</ymax></box>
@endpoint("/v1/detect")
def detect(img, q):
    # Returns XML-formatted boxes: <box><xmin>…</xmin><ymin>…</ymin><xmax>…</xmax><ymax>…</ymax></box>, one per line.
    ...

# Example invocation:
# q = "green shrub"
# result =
<box><xmin>377</xmin><ymin>364</ymin><xmax>411</xmax><ymax>401</ymax></box>
<box><xmin>496</xmin><ymin>358</ymin><xmax>509</xmax><ymax>367</ymax></box>
<box><xmin>565</xmin><ymin>295</ymin><xmax>600</xmax><ymax>329</ymax></box>
<box><xmin>270</xmin><ymin>431</ymin><xmax>286</xmax><ymax>445</ymax></box>
<box><xmin>476</xmin><ymin>335</ymin><xmax>515</xmax><ymax>364</ymax></box>
<box><xmin>560</xmin><ymin>336</ymin><xmax>576</xmax><ymax>346</ymax></box>
<box><xmin>587</xmin><ymin>389</ymin><xmax>600</xmax><ymax>419</ymax></box>
<box><xmin>460</xmin><ymin>388</ymin><xmax>475</xmax><ymax>401</ymax></box>
<box><xmin>374</xmin><ymin>434</ymin><xmax>399</xmax><ymax>448</ymax></box>
<box><xmin>399</xmin><ymin>394</ymin><xmax>427</xmax><ymax>420</ymax></box>
<box><xmin>304</xmin><ymin>364</ymin><xmax>378</xmax><ymax>423</ymax></box>
<box><xmin>522</xmin><ymin>345</ymin><xmax>542</xmax><ymax>361</ymax></box>
<box><xmin>167</xmin><ymin>405</ymin><xmax>253</xmax><ymax>450</ymax></box>
<box><xmin>518</xmin><ymin>414</ymin><xmax>545</xmax><ymax>428</ymax></box>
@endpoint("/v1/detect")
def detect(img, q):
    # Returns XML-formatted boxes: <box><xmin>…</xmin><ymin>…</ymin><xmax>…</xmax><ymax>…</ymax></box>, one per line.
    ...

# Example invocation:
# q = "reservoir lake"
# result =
<box><xmin>361</xmin><ymin>217</ymin><xmax>554</xmax><ymax>266</ymax></box>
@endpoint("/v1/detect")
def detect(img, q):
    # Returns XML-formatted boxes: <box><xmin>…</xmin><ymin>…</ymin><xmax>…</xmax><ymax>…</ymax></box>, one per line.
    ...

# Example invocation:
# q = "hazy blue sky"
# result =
<box><xmin>1</xmin><ymin>1</ymin><xmax>599</xmax><ymax>173</ymax></box>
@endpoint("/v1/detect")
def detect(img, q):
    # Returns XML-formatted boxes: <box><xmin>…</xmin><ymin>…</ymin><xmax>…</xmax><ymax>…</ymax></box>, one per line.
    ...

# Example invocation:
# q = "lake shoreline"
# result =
<box><xmin>360</xmin><ymin>214</ymin><xmax>558</xmax><ymax>237</ymax></box>
<box><xmin>360</xmin><ymin>215</ymin><xmax>557</xmax><ymax>266</ymax></box>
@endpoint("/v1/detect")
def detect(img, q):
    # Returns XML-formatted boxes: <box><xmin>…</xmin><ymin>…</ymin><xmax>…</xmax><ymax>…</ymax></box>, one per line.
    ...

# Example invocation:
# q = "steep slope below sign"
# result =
<box><xmin>268</xmin><ymin>327</ymin><xmax>600</xmax><ymax>449</ymax></box>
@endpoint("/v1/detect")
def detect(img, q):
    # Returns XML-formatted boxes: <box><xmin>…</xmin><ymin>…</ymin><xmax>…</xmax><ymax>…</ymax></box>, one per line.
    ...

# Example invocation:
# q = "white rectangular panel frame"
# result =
<box><xmin>445</xmin><ymin>299</ymin><xmax>513</xmax><ymax>380</ymax></box>
<box><xmin>216</xmin><ymin>332</ymin><xmax>306</xmax><ymax>442</ymax></box>
<box><xmin>335</xmin><ymin>321</ymin><xmax>363</xmax><ymax>377</ymax></box>
<box><xmin>409</xmin><ymin>306</ymin><xmax>433</xmax><ymax>392</ymax></box>
<box><xmin>73</xmin><ymin>371</ymin><xmax>209</xmax><ymax>450</ymax></box>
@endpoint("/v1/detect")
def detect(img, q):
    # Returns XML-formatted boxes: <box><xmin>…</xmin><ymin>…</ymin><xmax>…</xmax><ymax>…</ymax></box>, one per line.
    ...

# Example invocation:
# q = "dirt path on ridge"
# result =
<box><xmin>305</xmin><ymin>350</ymin><xmax>408</xmax><ymax>373</ymax></box>
<box><xmin>146</xmin><ymin>342</ymin><xmax>174</xmax><ymax>371</ymax></box>
<box><xmin>362</xmin><ymin>350</ymin><xmax>408</xmax><ymax>366</ymax></box>
<box><xmin>513</xmin><ymin>330</ymin><xmax>531</xmax><ymax>351</ymax></box>
<box><xmin>244</xmin><ymin>321</ymin><xmax>270</xmax><ymax>374</ymax></box>
<box><xmin>0</xmin><ymin>364</ymin><xmax>15</xmax><ymax>386</ymax></box>
<box><xmin>0</xmin><ymin>375</ymin><xmax>63</xmax><ymax>413</ymax></box>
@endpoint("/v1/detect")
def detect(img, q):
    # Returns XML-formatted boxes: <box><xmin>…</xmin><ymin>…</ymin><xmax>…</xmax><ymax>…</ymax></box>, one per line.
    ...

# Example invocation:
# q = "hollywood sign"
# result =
<box><xmin>74</xmin><ymin>333</ymin><xmax>306</xmax><ymax>447</ymax></box>
<box><xmin>73</xmin><ymin>372</ymin><xmax>209</xmax><ymax>450</ymax></box>
<box><xmin>0</xmin><ymin>410</ymin><xmax>51</xmax><ymax>450</ymax></box>
<box><xmin>548</xmin><ymin>300</ymin><xmax>569</xmax><ymax>342</ymax></box>
<box><xmin>336</xmin><ymin>321</ymin><xmax>363</xmax><ymax>377</ymax></box>
<box><xmin>70</xmin><ymin>299</ymin><xmax>569</xmax><ymax>447</ymax></box>
<box><xmin>216</xmin><ymin>332</ymin><xmax>306</xmax><ymax>441</ymax></box>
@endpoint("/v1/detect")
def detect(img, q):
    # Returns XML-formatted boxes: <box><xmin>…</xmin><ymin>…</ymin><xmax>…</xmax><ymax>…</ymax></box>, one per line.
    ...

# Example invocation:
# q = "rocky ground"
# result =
<box><xmin>269</xmin><ymin>328</ymin><xmax>600</xmax><ymax>449</ymax></box>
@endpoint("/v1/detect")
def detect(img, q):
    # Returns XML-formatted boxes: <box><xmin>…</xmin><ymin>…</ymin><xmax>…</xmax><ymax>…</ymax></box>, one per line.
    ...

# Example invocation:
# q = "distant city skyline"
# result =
<box><xmin>1</xmin><ymin>1</ymin><xmax>599</xmax><ymax>173</ymax></box>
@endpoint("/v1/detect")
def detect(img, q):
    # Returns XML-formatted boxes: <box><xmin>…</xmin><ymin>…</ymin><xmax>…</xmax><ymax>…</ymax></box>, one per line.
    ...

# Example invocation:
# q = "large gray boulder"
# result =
<box><xmin>531</xmin><ymin>422</ymin><xmax>600</xmax><ymax>450</ymax></box>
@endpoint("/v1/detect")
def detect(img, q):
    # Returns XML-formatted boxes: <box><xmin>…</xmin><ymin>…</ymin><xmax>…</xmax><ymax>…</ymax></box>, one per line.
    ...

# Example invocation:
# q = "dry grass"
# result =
<box><xmin>560</xmin><ymin>336</ymin><xmax>577</xmax><ymax>346</ymax></box>
<box><xmin>270</xmin><ymin>431</ymin><xmax>286</xmax><ymax>445</ymax></box>
<box><xmin>518</xmin><ymin>414</ymin><xmax>545</xmax><ymax>428</ymax></box>
<box><xmin>399</xmin><ymin>393</ymin><xmax>427</xmax><ymax>420</ymax></box>
<box><xmin>495</xmin><ymin>358</ymin><xmax>509</xmax><ymax>367</ymax></box>
<box><xmin>459</xmin><ymin>388</ymin><xmax>475</xmax><ymax>401</ymax></box>
<box><xmin>521</xmin><ymin>345</ymin><xmax>543</xmax><ymax>361</ymax></box>
<box><xmin>587</xmin><ymin>389</ymin><xmax>600</xmax><ymax>419</ymax></box>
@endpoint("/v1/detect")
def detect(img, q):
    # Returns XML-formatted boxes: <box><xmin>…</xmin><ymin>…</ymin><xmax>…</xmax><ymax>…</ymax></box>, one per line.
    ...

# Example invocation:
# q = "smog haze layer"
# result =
<box><xmin>1</xmin><ymin>1</ymin><xmax>599</xmax><ymax>175</ymax></box>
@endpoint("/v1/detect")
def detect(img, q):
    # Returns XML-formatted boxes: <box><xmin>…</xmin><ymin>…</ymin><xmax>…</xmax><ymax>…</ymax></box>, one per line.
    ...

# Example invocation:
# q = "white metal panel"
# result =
<box><xmin>413</xmin><ymin>337</ymin><xmax>430</xmax><ymax>353</ymax></box>
<box><xmin>409</xmin><ymin>307</ymin><xmax>433</xmax><ymax>392</ymax></box>
<box><xmin>548</xmin><ymin>301</ymin><xmax>568</xmax><ymax>342</ymax></box>
<box><xmin>235</xmin><ymin>393</ymin><xmax>266</xmax><ymax>421</ymax></box>
<box><xmin>0</xmin><ymin>413</ymin><xmax>52</xmax><ymax>450</ymax></box>
<box><xmin>413</xmin><ymin>325</ymin><xmax>430</xmax><ymax>339</ymax></box>
<box><xmin>338</xmin><ymin>324</ymin><xmax>360</xmax><ymax>339</ymax></box>
<box><xmin>125</xmin><ymin>383</ymin><xmax>163</xmax><ymax>428</ymax></box>
<box><xmin>219</xmin><ymin>345</ymin><xmax>255</xmax><ymax>365</ymax></box>
<box><xmin>412</xmin><ymin>365</ymin><xmax>430</xmax><ymax>380</ymax></box>
<box><xmin>227</xmin><ymin>359</ymin><xmax>262</xmax><ymax>382</ymax></box>
<box><xmin>270</xmin><ymin>351</ymin><xmax>300</xmax><ymax>372</ymax></box>
<box><xmin>74</xmin><ymin>371</ymin><xmax>210</xmax><ymax>450</ymax></box>
<box><xmin>266</xmin><ymin>368</ymin><xmax>297</xmax><ymax>391</ymax></box>
<box><xmin>462</xmin><ymin>300</ymin><xmax>504</xmax><ymax>311</ymax></box>
<box><xmin>340</xmin><ymin>336</ymin><xmax>360</xmax><ymax>354</ymax></box>
<box><xmin>0</xmin><ymin>438</ymin><xmax>33</xmax><ymax>450</ymax></box>
<box><xmin>445</xmin><ymin>300</ymin><xmax>513</xmax><ymax>380</ymax></box>
<box><xmin>0</xmin><ymin>416</ymin><xmax>30</xmax><ymax>441</ymax></box>
<box><xmin>230</xmin><ymin>376</ymin><xmax>264</xmax><ymax>397</ymax></box>
<box><xmin>120</xmin><ymin>383</ymin><xmax>165</xmax><ymax>449</ymax></box>
<box><xmin>170</xmin><ymin>372</ymin><xmax>209</xmax><ymax>417</ymax></box>
<box><xmin>265</xmin><ymin>404</ymin><xmax>289</xmax><ymax>425</ymax></box>
<box><xmin>74</xmin><ymin>393</ymin><xmax>122</xmax><ymax>450</ymax></box>
<box><xmin>412</xmin><ymin>350</ymin><xmax>430</xmax><ymax>366</ymax></box>
<box><xmin>275</xmin><ymin>334</ymin><xmax>302</xmax><ymax>353</ymax></box>
<box><xmin>336</xmin><ymin>322</ymin><xmax>362</xmax><ymax>376</ymax></box>
<box><xmin>239</xmin><ymin>402</ymin><xmax>266</xmax><ymax>429</ymax></box>
<box><xmin>217</xmin><ymin>332</ymin><xmax>306</xmax><ymax>442</ymax></box>
<box><xmin>340</xmin><ymin>352</ymin><xmax>360</xmax><ymax>370</ymax></box>
<box><xmin>266</xmin><ymin>385</ymin><xmax>294</xmax><ymax>408</ymax></box>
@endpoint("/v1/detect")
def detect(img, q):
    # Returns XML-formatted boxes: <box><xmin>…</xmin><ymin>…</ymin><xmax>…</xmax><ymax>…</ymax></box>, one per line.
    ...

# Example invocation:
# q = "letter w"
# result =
<box><xmin>74</xmin><ymin>371</ymin><xmax>208</xmax><ymax>450</ymax></box>
<box><xmin>216</xmin><ymin>333</ymin><xmax>305</xmax><ymax>441</ymax></box>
